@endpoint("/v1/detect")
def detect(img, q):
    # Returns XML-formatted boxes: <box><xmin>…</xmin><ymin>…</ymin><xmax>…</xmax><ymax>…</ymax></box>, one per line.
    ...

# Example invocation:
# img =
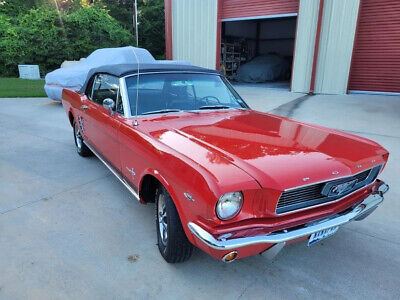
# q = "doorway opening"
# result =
<box><xmin>221</xmin><ymin>16</ymin><xmax>297</xmax><ymax>90</ymax></box>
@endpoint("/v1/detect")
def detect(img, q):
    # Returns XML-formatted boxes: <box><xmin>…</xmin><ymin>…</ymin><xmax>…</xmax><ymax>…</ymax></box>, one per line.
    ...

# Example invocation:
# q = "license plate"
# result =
<box><xmin>308</xmin><ymin>226</ymin><xmax>339</xmax><ymax>246</ymax></box>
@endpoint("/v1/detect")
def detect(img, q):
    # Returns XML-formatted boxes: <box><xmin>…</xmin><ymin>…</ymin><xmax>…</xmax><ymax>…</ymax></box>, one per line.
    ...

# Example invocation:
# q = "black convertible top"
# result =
<box><xmin>80</xmin><ymin>63</ymin><xmax>219</xmax><ymax>93</ymax></box>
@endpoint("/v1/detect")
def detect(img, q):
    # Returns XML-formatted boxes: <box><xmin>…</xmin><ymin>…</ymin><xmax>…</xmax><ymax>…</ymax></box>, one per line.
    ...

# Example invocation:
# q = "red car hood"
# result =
<box><xmin>146</xmin><ymin>110</ymin><xmax>387</xmax><ymax>190</ymax></box>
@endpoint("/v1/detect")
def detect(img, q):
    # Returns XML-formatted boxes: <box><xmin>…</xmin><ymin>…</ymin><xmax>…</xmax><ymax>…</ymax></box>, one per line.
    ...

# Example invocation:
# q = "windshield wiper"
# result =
<box><xmin>141</xmin><ymin>109</ymin><xmax>182</xmax><ymax>115</ymax></box>
<box><xmin>199</xmin><ymin>105</ymin><xmax>231</xmax><ymax>110</ymax></box>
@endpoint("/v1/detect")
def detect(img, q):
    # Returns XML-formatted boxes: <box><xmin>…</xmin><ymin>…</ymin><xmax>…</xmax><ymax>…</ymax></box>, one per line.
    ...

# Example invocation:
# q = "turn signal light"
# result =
<box><xmin>222</xmin><ymin>251</ymin><xmax>238</xmax><ymax>262</ymax></box>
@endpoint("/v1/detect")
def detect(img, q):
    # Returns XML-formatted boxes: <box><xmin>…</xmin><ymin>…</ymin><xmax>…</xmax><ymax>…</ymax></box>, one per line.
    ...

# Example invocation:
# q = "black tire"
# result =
<box><xmin>73</xmin><ymin>121</ymin><xmax>92</xmax><ymax>157</ymax></box>
<box><xmin>156</xmin><ymin>185</ymin><xmax>193</xmax><ymax>263</ymax></box>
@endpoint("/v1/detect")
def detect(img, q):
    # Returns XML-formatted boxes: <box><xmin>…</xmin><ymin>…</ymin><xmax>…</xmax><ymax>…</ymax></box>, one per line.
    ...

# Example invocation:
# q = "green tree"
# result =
<box><xmin>17</xmin><ymin>8</ymin><xmax>70</xmax><ymax>74</ymax></box>
<box><xmin>137</xmin><ymin>0</ymin><xmax>165</xmax><ymax>59</ymax></box>
<box><xmin>0</xmin><ymin>14</ymin><xmax>25</xmax><ymax>76</ymax></box>
<box><xmin>0</xmin><ymin>0</ymin><xmax>36</xmax><ymax>17</ymax></box>
<box><xmin>35</xmin><ymin>0</ymin><xmax>91</xmax><ymax>13</ymax></box>
<box><xmin>64</xmin><ymin>6</ymin><xmax>134</xmax><ymax>60</ymax></box>
<box><xmin>100</xmin><ymin>0</ymin><xmax>165</xmax><ymax>59</ymax></box>
<box><xmin>0</xmin><ymin>6</ymin><xmax>135</xmax><ymax>76</ymax></box>
<box><xmin>100</xmin><ymin>0</ymin><xmax>134</xmax><ymax>30</ymax></box>
<box><xmin>0</xmin><ymin>0</ymin><xmax>165</xmax><ymax>76</ymax></box>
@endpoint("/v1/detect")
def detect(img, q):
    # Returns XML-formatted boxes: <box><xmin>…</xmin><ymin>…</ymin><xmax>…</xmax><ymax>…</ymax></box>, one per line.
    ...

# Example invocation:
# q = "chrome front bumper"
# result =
<box><xmin>188</xmin><ymin>183</ymin><xmax>389</xmax><ymax>251</ymax></box>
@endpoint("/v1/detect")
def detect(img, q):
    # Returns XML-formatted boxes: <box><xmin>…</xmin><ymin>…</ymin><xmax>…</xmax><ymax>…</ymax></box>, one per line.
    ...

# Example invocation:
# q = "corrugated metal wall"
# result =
<box><xmin>314</xmin><ymin>0</ymin><xmax>360</xmax><ymax>94</ymax></box>
<box><xmin>349</xmin><ymin>0</ymin><xmax>400</xmax><ymax>93</ymax></box>
<box><xmin>291</xmin><ymin>0</ymin><xmax>320</xmax><ymax>93</ymax></box>
<box><xmin>171</xmin><ymin>0</ymin><xmax>218</xmax><ymax>69</ymax></box>
<box><xmin>221</xmin><ymin>0</ymin><xmax>299</xmax><ymax>20</ymax></box>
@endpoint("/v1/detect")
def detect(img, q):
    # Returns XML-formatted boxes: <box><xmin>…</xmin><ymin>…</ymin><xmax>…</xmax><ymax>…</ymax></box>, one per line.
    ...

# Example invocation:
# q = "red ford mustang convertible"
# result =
<box><xmin>62</xmin><ymin>64</ymin><xmax>389</xmax><ymax>263</ymax></box>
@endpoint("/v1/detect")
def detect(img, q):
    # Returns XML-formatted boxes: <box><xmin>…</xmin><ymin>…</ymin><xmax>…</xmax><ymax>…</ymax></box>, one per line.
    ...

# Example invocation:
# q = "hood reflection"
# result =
<box><xmin>146</xmin><ymin>110</ymin><xmax>383</xmax><ymax>189</ymax></box>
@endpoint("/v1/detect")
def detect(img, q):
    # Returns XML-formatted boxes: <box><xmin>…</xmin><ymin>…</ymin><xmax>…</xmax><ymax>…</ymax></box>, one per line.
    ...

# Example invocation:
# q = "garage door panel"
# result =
<box><xmin>357</xmin><ymin>24</ymin><xmax>400</xmax><ymax>31</ymax></box>
<box><xmin>221</xmin><ymin>0</ymin><xmax>299</xmax><ymax>20</ymax></box>
<box><xmin>349</xmin><ymin>0</ymin><xmax>400</xmax><ymax>93</ymax></box>
<box><xmin>354</xmin><ymin>55</ymin><xmax>400</xmax><ymax>60</ymax></box>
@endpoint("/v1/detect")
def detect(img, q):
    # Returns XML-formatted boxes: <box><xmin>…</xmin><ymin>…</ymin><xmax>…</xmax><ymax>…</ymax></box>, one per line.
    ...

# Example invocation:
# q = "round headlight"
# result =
<box><xmin>216</xmin><ymin>191</ymin><xmax>243</xmax><ymax>220</ymax></box>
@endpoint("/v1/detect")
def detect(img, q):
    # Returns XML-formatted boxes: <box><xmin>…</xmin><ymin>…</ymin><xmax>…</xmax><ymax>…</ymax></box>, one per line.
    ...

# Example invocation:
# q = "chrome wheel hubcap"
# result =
<box><xmin>75</xmin><ymin>125</ymin><xmax>83</xmax><ymax>149</ymax></box>
<box><xmin>158</xmin><ymin>194</ymin><xmax>168</xmax><ymax>246</ymax></box>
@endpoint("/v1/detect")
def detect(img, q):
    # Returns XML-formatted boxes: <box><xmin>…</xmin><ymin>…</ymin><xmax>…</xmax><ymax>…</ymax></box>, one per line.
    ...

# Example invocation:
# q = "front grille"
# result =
<box><xmin>276</xmin><ymin>165</ymin><xmax>382</xmax><ymax>214</ymax></box>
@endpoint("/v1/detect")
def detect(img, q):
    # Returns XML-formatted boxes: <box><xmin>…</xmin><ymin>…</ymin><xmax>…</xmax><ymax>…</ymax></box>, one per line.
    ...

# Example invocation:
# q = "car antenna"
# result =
<box><xmin>132</xmin><ymin>47</ymin><xmax>140</xmax><ymax>126</ymax></box>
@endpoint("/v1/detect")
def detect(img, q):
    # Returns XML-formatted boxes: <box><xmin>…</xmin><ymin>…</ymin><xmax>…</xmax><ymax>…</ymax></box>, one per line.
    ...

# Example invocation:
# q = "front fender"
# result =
<box><xmin>139</xmin><ymin>167</ymin><xmax>208</xmax><ymax>245</ymax></box>
<box><xmin>139</xmin><ymin>167</ymin><xmax>262</xmax><ymax>249</ymax></box>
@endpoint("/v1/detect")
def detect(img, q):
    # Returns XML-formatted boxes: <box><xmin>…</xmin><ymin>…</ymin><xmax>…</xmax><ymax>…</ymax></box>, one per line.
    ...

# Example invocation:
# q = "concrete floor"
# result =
<box><xmin>0</xmin><ymin>90</ymin><xmax>399</xmax><ymax>299</ymax></box>
<box><xmin>233</xmin><ymin>82</ymin><xmax>302</xmax><ymax>112</ymax></box>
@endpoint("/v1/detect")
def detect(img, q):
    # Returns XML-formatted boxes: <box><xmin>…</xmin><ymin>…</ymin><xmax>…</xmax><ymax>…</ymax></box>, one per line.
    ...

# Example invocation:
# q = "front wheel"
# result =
<box><xmin>156</xmin><ymin>185</ymin><xmax>193</xmax><ymax>263</ymax></box>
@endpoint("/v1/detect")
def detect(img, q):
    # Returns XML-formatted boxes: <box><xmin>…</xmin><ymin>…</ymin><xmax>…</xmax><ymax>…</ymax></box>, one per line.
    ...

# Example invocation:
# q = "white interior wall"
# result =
<box><xmin>171</xmin><ymin>0</ymin><xmax>218</xmax><ymax>69</ymax></box>
<box><xmin>291</xmin><ymin>0</ymin><xmax>320</xmax><ymax>93</ymax></box>
<box><xmin>314</xmin><ymin>0</ymin><xmax>360</xmax><ymax>94</ymax></box>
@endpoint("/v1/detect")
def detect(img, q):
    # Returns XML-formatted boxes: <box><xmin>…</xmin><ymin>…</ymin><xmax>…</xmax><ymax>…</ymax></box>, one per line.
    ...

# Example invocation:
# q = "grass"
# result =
<box><xmin>0</xmin><ymin>78</ymin><xmax>47</xmax><ymax>98</ymax></box>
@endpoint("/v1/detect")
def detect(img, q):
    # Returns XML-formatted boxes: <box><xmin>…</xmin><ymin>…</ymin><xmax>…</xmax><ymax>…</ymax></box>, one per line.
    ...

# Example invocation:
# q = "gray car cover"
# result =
<box><xmin>44</xmin><ymin>46</ymin><xmax>190</xmax><ymax>101</ymax></box>
<box><xmin>236</xmin><ymin>54</ymin><xmax>290</xmax><ymax>83</ymax></box>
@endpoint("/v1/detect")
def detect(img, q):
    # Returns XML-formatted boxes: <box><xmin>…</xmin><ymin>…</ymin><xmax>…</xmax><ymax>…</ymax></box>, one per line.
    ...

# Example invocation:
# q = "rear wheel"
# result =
<box><xmin>156</xmin><ymin>185</ymin><xmax>193</xmax><ymax>263</ymax></box>
<box><xmin>73</xmin><ymin>121</ymin><xmax>92</xmax><ymax>157</ymax></box>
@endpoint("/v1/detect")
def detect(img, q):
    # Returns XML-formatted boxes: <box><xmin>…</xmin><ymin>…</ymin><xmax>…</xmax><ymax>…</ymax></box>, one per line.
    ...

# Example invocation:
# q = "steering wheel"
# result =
<box><xmin>199</xmin><ymin>96</ymin><xmax>221</xmax><ymax>105</ymax></box>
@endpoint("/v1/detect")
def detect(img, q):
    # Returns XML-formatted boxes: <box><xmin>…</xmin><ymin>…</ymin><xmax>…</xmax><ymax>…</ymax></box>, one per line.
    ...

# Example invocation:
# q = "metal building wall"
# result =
<box><xmin>291</xmin><ymin>0</ymin><xmax>320</xmax><ymax>93</ymax></box>
<box><xmin>171</xmin><ymin>0</ymin><xmax>218</xmax><ymax>69</ymax></box>
<box><xmin>314</xmin><ymin>0</ymin><xmax>360</xmax><ymax>94</ymax></box>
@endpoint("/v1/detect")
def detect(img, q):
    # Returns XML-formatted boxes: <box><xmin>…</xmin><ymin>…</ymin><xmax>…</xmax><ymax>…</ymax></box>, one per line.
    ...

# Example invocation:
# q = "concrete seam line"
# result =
<box><xmin>0</xmin><ymin>174</ymin><xmax>112</xmax><ymax>216</ymax></box>
<box><xmin>343</xmin><ymin>130</ymin><xmax>400</xmax><ymax>140</ymax></box>
<box><xmin>342</xmin><ymin>227</ymin><xmax>400</xmax><ymax>246</ymax></box>
<box><xmin>268</xmin><ymin>94</ymin><xmax>311</xmax><ymax>118</ymax></box>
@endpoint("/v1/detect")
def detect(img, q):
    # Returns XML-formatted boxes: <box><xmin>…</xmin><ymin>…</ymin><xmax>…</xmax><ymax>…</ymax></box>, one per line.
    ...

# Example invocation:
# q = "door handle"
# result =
<box><xmin>81</xmin><ymin>105</ymin><xmax>88</xmax><ymax>110</ymax></box>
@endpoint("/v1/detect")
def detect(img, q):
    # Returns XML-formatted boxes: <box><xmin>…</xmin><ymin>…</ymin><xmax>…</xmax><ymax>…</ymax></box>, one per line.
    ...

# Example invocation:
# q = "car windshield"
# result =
<box><xmin>125</xmin><ymin>73</ymin><xmax>247</xmax><ymax>116</ymax></box>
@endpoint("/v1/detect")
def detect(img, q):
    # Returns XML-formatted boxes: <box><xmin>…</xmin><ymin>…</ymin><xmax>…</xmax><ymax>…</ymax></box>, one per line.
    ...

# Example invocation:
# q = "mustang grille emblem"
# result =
<box><xmin>322</xmin><ymin>179</ymin><xmax>358</xmax><ymax>197</ymax></box>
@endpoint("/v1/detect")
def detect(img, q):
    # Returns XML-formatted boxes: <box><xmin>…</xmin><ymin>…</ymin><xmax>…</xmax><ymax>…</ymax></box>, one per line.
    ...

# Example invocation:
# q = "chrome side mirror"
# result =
<box><xmin>103</xmin><ymin>98</ymin><xmax>115</xmax><ymax>115</ymax></box>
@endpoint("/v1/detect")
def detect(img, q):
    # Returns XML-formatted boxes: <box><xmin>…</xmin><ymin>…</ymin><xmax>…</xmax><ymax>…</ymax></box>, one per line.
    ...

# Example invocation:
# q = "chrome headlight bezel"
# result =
<box><xmin>215</xmin><ymin>191</ymin><xmax>243</xmax><ymax>220</ymax></box>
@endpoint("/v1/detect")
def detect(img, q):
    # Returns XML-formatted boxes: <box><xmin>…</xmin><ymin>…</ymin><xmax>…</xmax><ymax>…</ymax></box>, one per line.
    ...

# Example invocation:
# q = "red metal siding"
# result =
<box><xmin>349</xmin><ymin>0</ymin><xmax>400</xmax><ymax>93</ymax></box>
<box><xmin>221</xmin><ymin>0</ymin><xmax>299</xmax><ymax>20</ymax></box>
<box><xmin>309</xmin><ymin>0</ymin><xmax>324</xmax><ymax>94</ymax></box>
<box><xmin>216</xmin><ymin>0</ymin><xmax>223</xmax><ymax>69</ymax></box>
<box><xmin>164</xmin><ymin>0</ymin><xmax>173</xmax><ymax>60</ymax></box>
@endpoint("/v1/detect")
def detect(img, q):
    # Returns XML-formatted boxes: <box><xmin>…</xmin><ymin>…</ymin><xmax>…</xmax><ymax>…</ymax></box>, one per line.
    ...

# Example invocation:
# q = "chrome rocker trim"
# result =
<box><xmin>83</xmin><ymin>141</ymin><xmax>140</xmax><ymax>201</ymax></box>
<box><xmin>188</xmin><ymin>183</ymin><xmax>389</xmax><ymax>251</ymax></box>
